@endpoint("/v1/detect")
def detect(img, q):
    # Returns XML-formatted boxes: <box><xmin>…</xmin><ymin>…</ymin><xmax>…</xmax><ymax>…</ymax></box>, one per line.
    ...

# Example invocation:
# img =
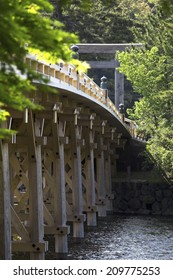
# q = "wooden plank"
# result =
<box><xmin>44</xmin><ymin>225</ymin><xmax>70</xmax><ymax>235</ymax></box>
<box><xmin>77</xmin><ymin>43</ymin><xmax>142</xmax><ymax>53</ymax></box>
<box><xmin>52</xmin><ymin>120</ymin><xmax>68</xmax><ymax>253</ymax></box>
<box><xmin>15</xmin><ymin>192</ymin><xmax>29</xmax><ymax>213</ymax></box>
<box><xmin>12</xmin><ymin>242</ymin><xmax>48</xmax><ymax>253</ymax></box>
<box><xmin>105</xmin><ymin>142</ymin><xmax>113</xmax><ymax>212</ymax></box>
<box><xmin>65</xmin><ymin>172</ymin><xmax>72</xmax><ymax>190</ymax></box>
<box><xmin>0</xmin><ymin>140</ymin><xmax>11</xmax><ymax>259</ymax></box>
<box><xmin>11</xmin><ymin>175</ymin><xmax>21</xmax><ymax>193</ymax></box>
<box><xmin>10</xmin><ymin>153</ymin><xmax>29</xmax><ymax>188</ymax></box>
<box><xmin>66</xmin><ymin>201</ymin><xmax>73</xmax><ymax>216</ymax></box>
<box><xmin>11</xmin><ymin>206</ymin><xmax>30</xmax><ymax>242</ymax></box>
<box><xmin>84</xmin><ymin>128</ymin><xmax>97</xmax><ymax>226</ymax></box>
<box><xmin>83</xmin><ymin>205</ymin><xmax>97</xmax><ymax>212</ymax></box>
<box><xmin>87</xmin><ymin>60</ymin><xmax>116</xmax><ymax>68</ymax></box>
<box><xmin>96</xmin><ymin>135</ymin><xmax>107</xmax><ymax>217</ymax></box>
<box><xmin>27</xmin><ymin>113</ymin><xmax>45</xmax><ymax>260</ymax></box>
<box><xmin>71</xmin><ymin>124</ymin><xmax>84</xmax><ymax>238</ymax></box>
<box><xmin>43</xmin><ymin>203</ymin><xmax>54</xmax><ymax>226</ymax></box>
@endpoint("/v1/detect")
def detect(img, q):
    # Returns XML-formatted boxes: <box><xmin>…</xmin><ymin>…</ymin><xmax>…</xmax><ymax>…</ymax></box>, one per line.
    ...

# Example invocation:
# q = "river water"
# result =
<box><xmin>67</xmin><ymin>214</ymin><xmax>173</xmax><ymax>260</ymax></box>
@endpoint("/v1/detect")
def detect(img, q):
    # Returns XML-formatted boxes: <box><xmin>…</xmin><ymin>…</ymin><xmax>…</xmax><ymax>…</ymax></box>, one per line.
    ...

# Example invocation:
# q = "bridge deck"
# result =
<box><xmin>0</xmin><ymin>55</ymin><xmax>144</xmax><ymax>259</ymax></box>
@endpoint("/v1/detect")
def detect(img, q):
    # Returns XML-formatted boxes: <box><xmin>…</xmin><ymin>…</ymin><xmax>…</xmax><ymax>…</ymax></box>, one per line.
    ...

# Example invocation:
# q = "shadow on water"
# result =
<box><xmin>67</xmin><ymin>214</ymin><xmax>173</xmax><ymax>260</ymax></box>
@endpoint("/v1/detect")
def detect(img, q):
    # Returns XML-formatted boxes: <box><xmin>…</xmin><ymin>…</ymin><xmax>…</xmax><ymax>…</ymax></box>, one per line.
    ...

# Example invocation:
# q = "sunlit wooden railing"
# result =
<box><xmin>25</xmin><ymin>54</ymin><xmax>138</xmax><ymax>138</ymax></box>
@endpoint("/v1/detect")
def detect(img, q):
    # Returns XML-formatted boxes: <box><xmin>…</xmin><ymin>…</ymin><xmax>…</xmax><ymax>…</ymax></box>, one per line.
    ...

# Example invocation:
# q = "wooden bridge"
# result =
<box><xmin>0</xmin><ymin>54</ymin><xmax>143</xmax><ymax>260</ymax></box>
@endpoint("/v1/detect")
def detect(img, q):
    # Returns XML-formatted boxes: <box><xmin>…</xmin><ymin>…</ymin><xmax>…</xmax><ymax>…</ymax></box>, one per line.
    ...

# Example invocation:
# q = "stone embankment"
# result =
<box><xmin>113</xmin><ymin>181</ymin><xmax>173</xmax><ymax>215</ymax></box>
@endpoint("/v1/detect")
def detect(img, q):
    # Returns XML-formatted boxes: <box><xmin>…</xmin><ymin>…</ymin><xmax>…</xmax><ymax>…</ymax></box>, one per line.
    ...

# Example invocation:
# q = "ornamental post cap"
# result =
<box><xmin>118</xmin><ymin>103</ymin><xmax>125</xmax><ymax>114</ymax></box>
<box><xmin>70</xmin><ymin>45</ymin><xmax>79</xmax><ymax>52</ymax></box>
<box><xmin>70</xmin><ymin>45</ymin><xmax>79</xmax><ymax>59</ymax></box>
<box><xmin>100</xmin><ymin>76</ymin><xmax>107</xmax><ymax>82</ymax></box>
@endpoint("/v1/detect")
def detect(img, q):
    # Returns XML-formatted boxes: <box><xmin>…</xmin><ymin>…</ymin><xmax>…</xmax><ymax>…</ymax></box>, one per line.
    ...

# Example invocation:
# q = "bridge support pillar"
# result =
<box><xmin>53</xmin><ymin>120</ymin><xmax>68</xmax><ymax>253</ymax></box>
<box><xmin>0</xmin><ymin>139</ymin><xmax>11</xmax><ymax>260</ymax></box>
<box><xmin>85</xmin><ymin>129</ymin><xmax>97</xmax><ymax>226</ymax></box>
<box><xmin>96</xmin><ymin>133</ymin><xmax>106</xmax><ymax>217</ymax></box>
<box><xmin>105</xmin><ymin>153</ymin><xmax>113</xmax><ymax>212</ymax></box>
<box><xmin>72</xmin><ymin>124</ymin><xmax>84</xmax><ymax>238</ymax></box>
<box><xmin>28</xmin><ymin>114</ymin><xmax>45</xmax><ymax>260</ymax></box>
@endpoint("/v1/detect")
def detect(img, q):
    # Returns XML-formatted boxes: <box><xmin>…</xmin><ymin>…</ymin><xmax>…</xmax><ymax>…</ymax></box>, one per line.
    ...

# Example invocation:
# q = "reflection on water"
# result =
<box><xmin>68</xmin><ymin>215</ymin><xmax>173</xmax><ymax>259</ymax></box>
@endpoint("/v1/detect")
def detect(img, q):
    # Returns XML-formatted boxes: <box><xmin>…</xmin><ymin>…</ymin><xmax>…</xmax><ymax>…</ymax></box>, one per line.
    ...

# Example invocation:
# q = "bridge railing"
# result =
<box><xmin>25</xmin><ymin>54</ymin><xmax>138</xmax><ymax>138</ymax></box>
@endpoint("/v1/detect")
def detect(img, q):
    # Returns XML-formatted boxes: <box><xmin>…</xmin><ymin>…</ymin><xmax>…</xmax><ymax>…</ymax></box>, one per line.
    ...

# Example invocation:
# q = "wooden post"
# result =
<box><xmin>52</xmin><ymin>120</ymin><xmax>68</xmax><ymax>253</ymax></box>
<box><xmin>27</xmin><ymin>113</ymin><xmax>45</xmax><ymax>260</ymax></box>
<box><xmin>71</xmin><ymin>123</ymin><xmax>84</xmax><ymax>238</ymax></box>
<box><xmin>96</xmin><ymin>134</ymin><xmax>106</xmax><ymax>217</ymax></box>
<box><xmin>85</xmin><ymin>127</ymin><xmax>97</xmax><ymax>226</ymax></box>
<box><xmin>0</xmin><ymin>140</ymin><xmax>11</xmax><ymax>259</ymax></box>
<box><xmin>105</xmin><ymin>143</ymin><xmax>113</xmax><ymax>212</ymax></box>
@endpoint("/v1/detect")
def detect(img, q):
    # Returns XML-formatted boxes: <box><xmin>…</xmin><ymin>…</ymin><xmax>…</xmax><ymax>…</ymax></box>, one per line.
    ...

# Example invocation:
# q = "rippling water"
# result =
<box><xmin>67</xmin><ymin>215</ymin><xmax>173</xmax><ymax>260</ymax></box>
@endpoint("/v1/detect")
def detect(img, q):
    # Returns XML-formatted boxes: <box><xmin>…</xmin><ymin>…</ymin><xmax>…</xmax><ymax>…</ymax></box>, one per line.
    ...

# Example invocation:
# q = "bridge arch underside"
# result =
<box><xmin>0</xmin><ymin>85</ymin><xmax>133</xmax><ymax>260</ymax></box>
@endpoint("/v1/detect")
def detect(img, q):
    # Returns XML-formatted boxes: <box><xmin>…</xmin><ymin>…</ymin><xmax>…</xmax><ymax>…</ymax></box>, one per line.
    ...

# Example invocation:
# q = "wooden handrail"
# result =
<box><xmin>25</xmin><ymin>54</ymin><xmax>138</xmax><ymax>138</ymax></box>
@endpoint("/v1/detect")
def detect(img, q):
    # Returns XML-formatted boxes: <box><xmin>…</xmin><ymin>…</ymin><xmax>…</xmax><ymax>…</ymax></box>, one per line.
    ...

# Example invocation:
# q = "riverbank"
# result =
<box><xmin>112</xmin><ymin>171</ymin><xmax>173</xmax><ymax>215</ymax></box>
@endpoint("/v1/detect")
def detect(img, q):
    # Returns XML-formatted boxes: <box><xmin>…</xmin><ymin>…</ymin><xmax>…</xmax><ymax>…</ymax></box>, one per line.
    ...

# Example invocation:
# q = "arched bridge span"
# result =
<box><xmin>0</xmin><ymin>55</ymin><xmax>144</xmax><ymax>260</ymax></box>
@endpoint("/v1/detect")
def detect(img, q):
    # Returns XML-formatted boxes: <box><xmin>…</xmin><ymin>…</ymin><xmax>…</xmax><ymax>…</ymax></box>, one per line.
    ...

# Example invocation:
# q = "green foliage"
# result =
<box><xmin>118</xmin><ymin>47</ymin><xmax>166</xmax><ymax>96</ymax></box>
<box><xmin>58</xmin><ymin>0</ymin><xmax>134</xmax><ymax>44</ymax></box>
<box><xmin>117</xmin><ymin>4</ymin><xmax>173</xmax><ymax>179</ymax></box>
<box><xmin>147</xmin><ymin>123</ymin><xmax>173</xmax><ymax>178</ymax></box>
<box><xmin>117</xmin><ymin>0</ymin><xmax>153</xmax><ymax>21</ymax></box>
<box><xmin>158</xmin><ymin>0</ymin><xmax>173</xmax><ymax>13</ymax></box>
<box><xmin>0</xmin><ymin>0</ymin><xmax>78</xmax><ymax>137</ymax></box>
